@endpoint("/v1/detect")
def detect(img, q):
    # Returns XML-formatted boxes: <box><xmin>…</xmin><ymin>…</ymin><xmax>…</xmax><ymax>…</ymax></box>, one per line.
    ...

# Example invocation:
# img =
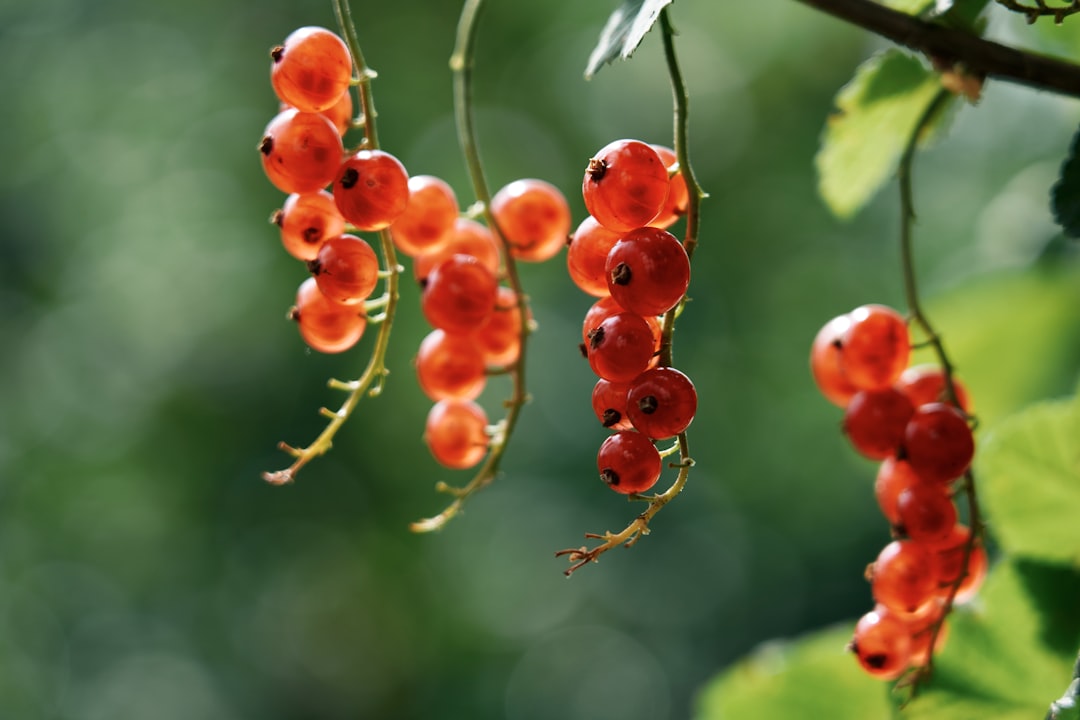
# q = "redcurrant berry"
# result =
<box><xmin>809</xmin><ymin>313</ymin><xmax>859</xmax><ymax>408</ymax></box>
<box><xmin>625</xmin><ymin>367</ymin><xmax>697</xmax><ymax>439</ymax></box>
<box><xmin>871</xmin><ymin>540</ymin><xmax>940</xmax><ymax>617</ymax></box>
<box><xmin>273</xmin><ymin>190</ymin><xmax>346</xmax><ymax>261</ymax></box>
<box><xmin>308</xmin><ymin>234</ymin><xmax>379</xmax><ymax>305</ymax></box>
<box><xmin>390</xmin><ymin>175</ymin><xmax>459</xmax><ymax>258</ymax></box>
<box><xmin>837</xmin><ymin>304</ymin><xmax>911</xmax><ymax>391</ymax></box>
<box><xmin>850</xmin><ymin>607</ymin><xmax>912</xmax><ymax>680</ymax></box>
<box><xmin>842</xmin><ymin>388</ymin><xmax>915</xmax><ymax>460</ymax></box>
<box><xmin>898</xmin><ymin>364</ymin><xmax>971</xmax><ymax>413</ymax></box>
<box><xmin>421</xmin><ymin>253</ymin><xmax>498</xmax><ymax>334</ymax></box>
<box><xmin>333</xmin><ymin>149</ymin><xmax>409</xmax><ymax>231</ymax></box>
<box><xmin>425</xmin><ymin>399</ymin><xmax>489</xmax><ymax>469</ymax></box>
<box><xmin>902</xmin><ymin>403</ymin><xmax>975</xmax><ymax>484</ymax></box>
<box><xmin>597</xmin><ymin>430</ymin><xmax>662</xmax><ymax>494</ymax></box>
<box><xmin>259</xmin><ymin>108</ymin><xmax>344</xmax><ymax>194</ymax></box>
<box><xmin>413</xmin><ymin>217</ymin><xmax>501</xmax><ymax>283</ymax></box>
<box><xmin>583</xmin><ymin>139</ymin><xmax>669</xmax><ymax>232</ymax></box>
<box><xmin>591</xmin><ymin>378</ymin><xmax>633</xmax><ymax>431</ymax></box>
<box><xmin>290</xmin><ymin>277</ymin><xmax>366</xmax><ymax>353</ymax></box>
<box><xmin>490</xmin><ymin>179</ymin><xmax>571</xmax><ymax>262</ymax></box>
<box><xmin>415</xmin><ymin>329</ymin><xmax>487</xmax><ymax>401</ymax></box>
<box><xmin>473</xmin><ymin>286</ymin><xmax>527</xmax><ymax>367</ymax></box>
<box><xmin>270</xmin><ymin>27</ymin><xmax>352</xmax><ymax>113</ymax></box>
<box><xmin>606</xmin><ymin>226</ymin><xmax>690</xmax><ymax>317</ymax></box>
<box><xmin>586</xmin><ymin>312</ymin><xmax>657</xmax><ymax>383</ymax></box>
<box><xmin>648</xmin><ymin>144</ymin><xmax>689</xmax><ymax>229</ymax></box>
<box><xmin>896</xmin><ymin>483</ymin><xmax>957</xmax><ymax>547</ymax></box>
<box><xmin>567</xmin><ymin>216</ymin><xmax>620</xmax><ymax>297</ymax></box>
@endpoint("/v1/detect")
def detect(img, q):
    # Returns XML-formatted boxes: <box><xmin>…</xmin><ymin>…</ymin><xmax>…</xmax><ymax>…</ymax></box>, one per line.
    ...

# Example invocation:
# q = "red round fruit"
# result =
<box><xmin>842</xmin><ymin>388</ymin><xmax>915</xmax><ymax>460</ymax></box>
<box><xmin>270</xmin><ymin>27</ymin><xmax>352</xmax><ymax>113</ymax></box>
<box><xmin>902</xmin><ymin>403</ymin><xmax>975</xmax><ymax>484</ymax></box>
<box><xmin>586</xmin><ymin>312</ymin><xmax>657</xmax><ymax>383</ymax></box>
<box><xmin>591</xmin><ymin>378</ymin><xmax>633</xmax><ymax>431</ymax></box>
<box><xmin>425</xmin><ymin>399</ymin><xmax>489</xmax><ymax>469</ymax></box>
<box><xmin>333</xmin><ymin>149</ymin><xmax>409</xmax><ymax>231</ymax></box>
<box><xmin>875</xmin><ymin>457</ymin><xmax>930</xmax><ymax>526</ymax></box>
<box><xmin>274</xmin><ymin>190</ymin><xmax>346</xmax><ymax>261</ymax></box>
<box><xmin>415</xmin><ymin>329</ymin><xmax>486</xmax><ymax>401</ymax></box>
<box><xmin>625</xmin><ymin>367</ymin><xmax>697</xmax><ymax>439</ymax></box>
<box><xmin>259</xmin><ymin>108</ymin><xmax>344</xmax><ymax>194</ymax></box>
<box><xmin>567</xmin><ymin>216</ymin><xmax>620</xmax><ymax>297</ymax></box>
<box><xmin>583</xmin><ymin>139</ymin><xmax>669</xmax><ymax>232</ymax></box>
<box><xmin>308</xmin><ymin>234</ymin><xmax>379</xmax><ymax>305</ymax></box>
<box><xmin>605</xmin><ymin>226</ymin><xmax>690</xmax><ymax>317</ymax></box>
<box><xmin>582</xmin><ymin>296</ymin><xmax>662</xmax><ymax>349</ymax></box>
<box><xmin>597</xmin><ymin>431</ymin><xmax>662</xmax><ymax>494</ymax></box>
<box><xmin>473</xmin><ymin>286</ymin><xmax>527</xmax><ymax>367</ymax></box>
<box><xmin>898</xmin><ymin>364</ymin><xmax>972</xmax><ymax>413</ymax></box>
<box><xmin>291</xmin><ymin>277</ymin><xmax>366</xmax><ymax>353</ymax></box>
<box><xmin>390</xmin><ymin>175</ymin><xmax>459</xmax><ymax>258</ymax></box>
<box><xmin>490</xmin><ymin>179</ymin><xmax>571</xmax><ymax>262</ymax></box>
<box><xmin>810</xmin><ymin>313</ymin><xmax>859</xmax><ymax>408</ymax></box>
<box><xmin>421</xmin><ymin>253</ymin><xmax>498</xmax><ymax>334</ymax></box>
<box><xmin>413</xmin><ymin>217</ymin><xmax>501</xmax><ymax>283</ymax></box>
<box><xmin>648</xmin><ymin>144</ymin><xmax>689</xmax><ymax>229</ymax></box>
<box><xmin>896</xmin><ymin>483</ymin><xmax>957</xmax><ymax>547</ymax></box>
<box><xmin>871</xmin><ymin>540</ymin><xmax>940</xmax><ymax>617</ymax></box>
<box><xmin>838</xmin><ymin>304</ymin><xmax>911</xmax><ymax>391</ymax></box>
<box><xmin>851</xmin><ymin>607</ymin><xmax>912</xmax><ymax>680</ymax></box>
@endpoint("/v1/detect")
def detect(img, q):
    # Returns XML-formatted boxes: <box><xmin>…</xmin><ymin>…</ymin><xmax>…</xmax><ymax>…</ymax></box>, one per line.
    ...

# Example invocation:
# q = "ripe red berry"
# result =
<box><xmin>274</xmin><ymin>190</ymin><xmax>346</xmax><ymax>261</ymax></box>
<box><xmin>874</xmin><ymin>457</ymin><xmax>929</xmax><ymax>526</ymax></box>
<box><xmin>415</xmin><ymin>329</ymin><xmax>487</xmax><ymax>401</ymax></box>
<box><xmin>270</xmin><ymin>27</ymin><xmax>353</xmax><ymax>113</ymax></box>
<box><xmin>259</xmin><ymin>108</ymin><xmax>344</xmax><ymax>194</ymax></box>
<box><xmin>333</xmin><ymin>149</ymin><xmax>410</xmax><ymax>231</ymax></box>
<box><xmin>567</xmin><ymin>216</ymin><xmax>620</xmax><ymax>297</ymax></box>
<box><xmin>583</xmin><ymin>139</ymin><xmax>669</xmax><ymax>232</ymax></box>
<box><xmin>581</xmin><ymin>296</ymin><xmax>662</xmax><ymax>349</ymax></box>
<box><xmin>421</xmin><ymin>253</ymin><xmax>498</xmax><ymax>334</ymax></box>
<box><xmin>586</xmin><ymin>312</ymin><xmax>657</xmax><ymax>383</ymax></box>
<box><xmin>837</xmin><ymin>304</ymin><xmax>911</xmax><ymax>391</ymax></box>
<box><xmin>597</xmin><ymin>431</ymin><xmax>662</xmax><ymax>494</ymax></box>
<box><xmin>901</xmin><ymin>403</ymin><xmax>975</xmax><ymax>484</ymax></box>
<box><xmin>308</xmin><ymin>234</ymin><xmax>379</xmax><ymax>305</ymax></box>
<box><xmin>606</xmin><ymin>226</ymin><xmax>690</xmax><ymax>317</ymax></box>
<box><xmin>842</xmin><ymin>388</ymin><xmax>915</xmax><ymax>460</ymax></box>
<box><xmin>490</xmin><ymin>179</ymin><xmax>572</xmax><ymax>262</ymax></box>
<box><xmin>851</xmin><ymin>607</ymin><xmax>912</xmax><ymax>680</ymax></box>
<box><xmin>473</xmin><ymin>286</ymin><xmax>527</xmax><ymax>367</ymax></box>
<box><xmin>291</xmin><ymin>277</ymin><xmax>366</xmax><ymax>353</ymax></box>
<box><xmin>896</xmin><ymin>483</ymin><xmax>957</xmax><ymax>546</ymax></box>
<box><xmin>648</xmin><ymin>144</ymin><xmax>689</xmax><ymax>229</ymax></box>
<box><xmin>871</xmin><ymin>540</ymin><xmax>940</xmax><ymax>617</ymax></box>
<box><xmin>425</xmin><ymin>399</ymin><xmax>489</xmax><ymax>469</ymax></box>
<box><xmin>591</xmin><ymin>378</ymin><xmax>633</xmax><ymax>431</ymax></box>
<box><xmin>390</xmin><ymin>175</ymin><xmax>459</xmax><ymax>258</ymax></box>
<box><xmin>413</xmin><ymin>218</ymin><xmax>501</xmax><ymax>283</ymax></box>
<box><xmin>625</xmin><ymin>367</ymin><xmax>697</xmax><ymax>439</ymax></box>
<box><xmin>898</xmin><ymin>364</ymin><xmax>972</xmax><ymax>413</ymax></box>
<box><xmin>809</xmin><ymin>313</ymin><xmax>859</xmax><ymax>408</ymax></box>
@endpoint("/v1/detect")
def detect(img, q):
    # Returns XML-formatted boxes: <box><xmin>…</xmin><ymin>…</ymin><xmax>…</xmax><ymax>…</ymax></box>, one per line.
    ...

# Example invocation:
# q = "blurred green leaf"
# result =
<box><xmin>882</xmin><ymin>0</ymin><xmax>938</xmax><ymax>14</ymax></box>
<box><xmin>693</xmin><ymin>626</ymin><xmax>892</xmax><ymax>719</ymax></box>
<box><xmin>816</xmin><ymin>50</ymin><xmax>947</xmax><ymax>219</ymax></box>
<box><xmin>584</xmin><ymin>0</ymin><xmax>672</xmax><ymax>79</ymax></box>
<box><xmin>978</xmin><ymin>389</ymin><xmax>1080</xmax><ymax>564</ymax></box>
<box><xmin>1052</xmin><ymin>124</ymin><xmax>1080</xmax><ymax>238</ymax></box>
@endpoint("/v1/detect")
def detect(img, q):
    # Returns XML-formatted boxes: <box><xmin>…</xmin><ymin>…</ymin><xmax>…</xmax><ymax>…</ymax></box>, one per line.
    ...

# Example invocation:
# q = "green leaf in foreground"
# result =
<box><xmin>584</xmin><ymin>0</ymin><xmax>672</xmax><ymax>79</ymax></box>
<box><xmin>1051</xmin><ymin>123</ymin><xmax>1080</xmax><ymax>239</ymax></box>
<box><xmin>816</xmin><ymin>50</ymin><xmax>947</xmax><ymax>219</ymax></box>
<box><xmin>979</xmin><ymin>389</ymin><xmax>1080</xmax><ymax>564</ymax></box>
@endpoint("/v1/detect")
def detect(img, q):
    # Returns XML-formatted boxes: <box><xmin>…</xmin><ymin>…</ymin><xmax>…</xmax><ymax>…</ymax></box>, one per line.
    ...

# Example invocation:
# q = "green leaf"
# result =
<box><xmin>816</xmin><ymin>50</ymin><xmax>947</xmax><ymax>219</ymax></box>
<box><xmin>978</xmin><ymin>390</ymin><xmax>1080</xmax><ymax>564</ymax></box>
<box><xmin>584</xmin><ymin>0</ymin><xmax>672</xmax><ymax>79</ymax></box>
<box><xmin>882</xmin><ymin>0</ymin><xmax>938</xmax><ymax>14</ymax></box>
<box><xmin>1051</xmin><ymin>123</ymin><xmax>1080</xmax><ymax>239</ymax></box>
<box><xmin>693</xmin><ymin>624</ymin><xmax>891</xmax><ymax>720</ymax></box>
<box><xmin>901</xmin><ymin>560</ymin><xmax>1080</xmax><ymax>719</ymax></box>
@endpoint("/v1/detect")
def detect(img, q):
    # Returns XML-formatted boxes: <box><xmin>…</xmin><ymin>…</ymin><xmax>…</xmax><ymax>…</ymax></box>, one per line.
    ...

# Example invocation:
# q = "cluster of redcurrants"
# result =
<box><xmin>261</xmin><ymin>26</ymin><xmax>407</xmax><ymax>353</ymax></box>
<box><xmin>809</xmin><ymin>304</ymin><xmax>987</xmax><ymax>680</ymax></box>
<box><xmin>569</xmin><ymin>139</ymin><xmax>698</xmax><ymax>495</ymax></box>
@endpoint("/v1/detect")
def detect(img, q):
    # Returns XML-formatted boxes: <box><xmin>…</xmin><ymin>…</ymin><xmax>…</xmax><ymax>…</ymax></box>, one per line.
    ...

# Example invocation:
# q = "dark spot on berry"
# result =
<box><xmin>587</xmin><ymin>157</ymin><xmax>607</xmax><ymax>182</ymax></box>
<box><xmin>864</xmin><ymin>653</ymin><xmax>888</xmax><ymax>670</ymax></box>
<box><xmin>588</xmin><ymin>325</ymin><xmax>605</xmax><ymax>351</ymax></box>
<box><xmin>270</xmin><ymin>209</ymin><xmax>284</xmax><ymax>226</ymax></box>
<box><xmin>340</xmin><ymin>167</ymin><xmax>360</xmax><ymax>189</ymax></box>
<box><xmin>259</xmin><ymin>136</ymin><xmax>273</xmax><ymax>155</ymax></box>
<box><xmin>610</xmin><ymin>262</ymin><xmax>632</xmax><ymax>286</ymax></box>
<box><xmin>306</xmin><ymin>259</ymin><xmax>323</xmax><ymax>276</ymax></box>
<box><xmin>602</xmin><ymin>409</ymin><xmax>621</xmax><ymax>427</ymax></box>
<box><xmin>270</xmin><ymin>45</ymin><xmax>285</xmax><ymax>63</ymax></box>
<box><xmin>600</xmin><ymin>468</ymin><xmax>619</xmax><ymax>486</ymax></box>
<box><xmin>578</xmin><ymin>342</ymin><xmax>588</xmax><ymax>358</ymax></box>
<box><xmin>302</xmin><ymin>226</ymin><xmax>322</xmax><ymax>244</ymax></box>
<box><xmin>638</xmin><ymin>395</ymin><xmax>658</xmax><ymax>415</ymax></box>
<box><xmin>288</xmin><ymin>306</ymin><xmax>300</xmax><ymax>322</ymax></box>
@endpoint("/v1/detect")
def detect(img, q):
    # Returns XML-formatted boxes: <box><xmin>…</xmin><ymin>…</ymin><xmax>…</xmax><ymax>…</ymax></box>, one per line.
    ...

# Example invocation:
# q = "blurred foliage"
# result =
<box><xmin>0</xmin><ymin>0</ymin><xmax>1078</xmax><ymax>718</ymax></box>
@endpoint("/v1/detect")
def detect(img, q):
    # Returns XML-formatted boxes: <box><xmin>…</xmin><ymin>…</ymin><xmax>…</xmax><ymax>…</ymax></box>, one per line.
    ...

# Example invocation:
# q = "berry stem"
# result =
<box><xmin>558</xmin><ymin>8</ymin><xmax>700</xmax><ymax>575</ymax></box>
<box><xmin>895</xmin><ymin>85</ymin><xmax>984</xmax><ymax>694</ymax></box>
<box><xmin>262</xmin><ymin>0</ymin><xmax>401</xmax><ymax>485</ymax></box>
<box><xmin>409</xmin><ymin>0</ymin><xmax>532</xmax><ymax>533</ymax></box>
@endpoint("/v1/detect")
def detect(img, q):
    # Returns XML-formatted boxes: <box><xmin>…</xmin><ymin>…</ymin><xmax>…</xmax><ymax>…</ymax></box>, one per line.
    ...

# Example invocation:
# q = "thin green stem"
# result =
<box><xmin>558</xmin><ymin>7</ymin><xmax>701</xmax><ymax>575</ymax></box>
<box><xmin>895</xmin><ymin>86</ymin><xmax>984</xmax><ymax>695</ymax></box>
<box><xmin>410</xmin><ymin>0</ymin><xmax>532</xmax><ymax>532</ymax></box>
<box><xmin>263</xmin><ymin>0</ymin><xmax>400</xmax><ymax>485</ymax></box>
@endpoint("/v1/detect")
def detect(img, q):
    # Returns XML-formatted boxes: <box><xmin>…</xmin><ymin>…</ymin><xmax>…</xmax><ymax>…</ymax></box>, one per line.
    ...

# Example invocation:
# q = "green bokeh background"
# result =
<box><xmin>1</xmin><ymin>1</ymin><xmax>1078</xmax><ymax>718</ymax></box>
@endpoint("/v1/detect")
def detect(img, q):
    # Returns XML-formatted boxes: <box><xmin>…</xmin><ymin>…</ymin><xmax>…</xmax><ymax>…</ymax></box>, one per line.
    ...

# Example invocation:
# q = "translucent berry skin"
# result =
<box><xmin>851</xmin><ymin>607</ymin><xmax>912</xmax><ymax>680</ymax></box>
<box><xmin>625</xmin><ymin>367</ymin><xmax>697</xmax><ymax>439</ymax></box>
<box><xmin>280</xmin><ymin>88</ymin><xmax>352</xmax><ymax>135</ymax></box>
<box><xmin>390</xmin><ymin>175</ymin><xmax>459</xmax><ymax>258</ymax></box>
<box><xmin>898</xmin><ymin>364</ymin><xmax>971</xmax><ymax>412</ymax></box>
<box><xmin>838</xmin><ymin>304</ymin><xmax>911</xmax><ymax>391</ymax></box>
<box><xmin>259</xmin><ymin>109</ymin><xmax>344</xmax><ymax>194</ymax></box>
<box><xmin>606</xmin><ymin>227</ymin><xmax>690</xmax><ymax>317</ymax></box>
<box><xmin>308</xmin><ymin>234</ymin><xmax>379</xmax><ymax>305</ymax></box>
<box><xmin>291</xmin><ymin>277</ymin><xmax>366</xmax><ymax>354</ymax></box>
<box><xmin>810</xmin><ymin>313</ymin><xmax>859</xmax><ymax>408</ymax></box>
<box><xmin>421</xmin><ymin>253</ymin><xmax>498</xmax><ymax>334</ymax></box>
<box><xmin>933</xmin><ymin>525</ymin><xmax>987</xmax><ymax>603</ymax></box>
<box><xmin>567</xmin><ymin>216</ymin><xmax>620</xmax><ymax>297</ymax></box>
<box><xmin>896</xmin><ymin>483</ymin><xmax>957</xmax><ymax>547</ymax></box>
<box><xmin>582</xmin><ymin>296</ymin><xmax>661</xmax><ymax>349</ymax></box>
<box><xmin>871</xmin><ymin>539</ymin><xmax>940</xmax><ymax>617</ymax></box>
<box><xmin>648</xmin><ymin>145</ymin><xmax>689</xmax><ymax>229</ymax></box>
<box><xmin>583</xmin><ymin>139</ymin><xmax>669</xmax><ymax>232</ymax></box>
<box><xmin>591</xmin><ymin>378</ymin><xmax>633</xmax><ymax>431</ymax></box>
<box><xmin>415</xmin><ymin>329</ymin><xmax>486</xmax><ymax>401</ymax></box>
<box><xmin>842</xmin><ymin>388</ymin><xmax>915</xmax><ymax>460</ymax></box>
<box><xmin>274</xmin><ymin>190</ymin><xmax>345</xmax><ymax>261</ymax></box>
<box><xmin>902</xmin><ymin>403</ymin><xmax>975</xmax><ymax>484</ymax></box>
<box><xmin>906</xmin><ymin>606</ymin><xmax>948</xmax><ymax>666</ymax></box>
<box><xmin>270</xmin><ymin>27</ymin><xmax>353</xmax><ymax>113</ymax></box>
<box><xmin>333</xmin><ymin>149</ymin><xmax>409</xmax><ymax>231</ymax></box>
<box><xmin>597</xmin><ymin>431</ymin><xmax>662</xmax><ymax>494</ymax></box>
<box><xmin>587</xmin><ymin>312</ymin><xmax>657</xmax><ymax>383</ymax></box>
<box><xmin>474</xmin><ymin>286</ymin><xmax>527</xmax><ymax>367</ymax></box>
<box><xmin>425</xmin><ymin>399</ymin><xmax>489</xmax><ymax>470</ymax></box>
<box><xmin>875</xmin><ymin>457</ymin><xmax>930</xmax><ymax>526</ymax></box>
<box><xmin>413</xmin><ymin>218</ymin><xmax>501</xmax><ymax>283</ymax></box>
<box><xmin>490</xmin><ymin>179</ymin><xmax>572</xmax><ymax>262</ymax></box>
